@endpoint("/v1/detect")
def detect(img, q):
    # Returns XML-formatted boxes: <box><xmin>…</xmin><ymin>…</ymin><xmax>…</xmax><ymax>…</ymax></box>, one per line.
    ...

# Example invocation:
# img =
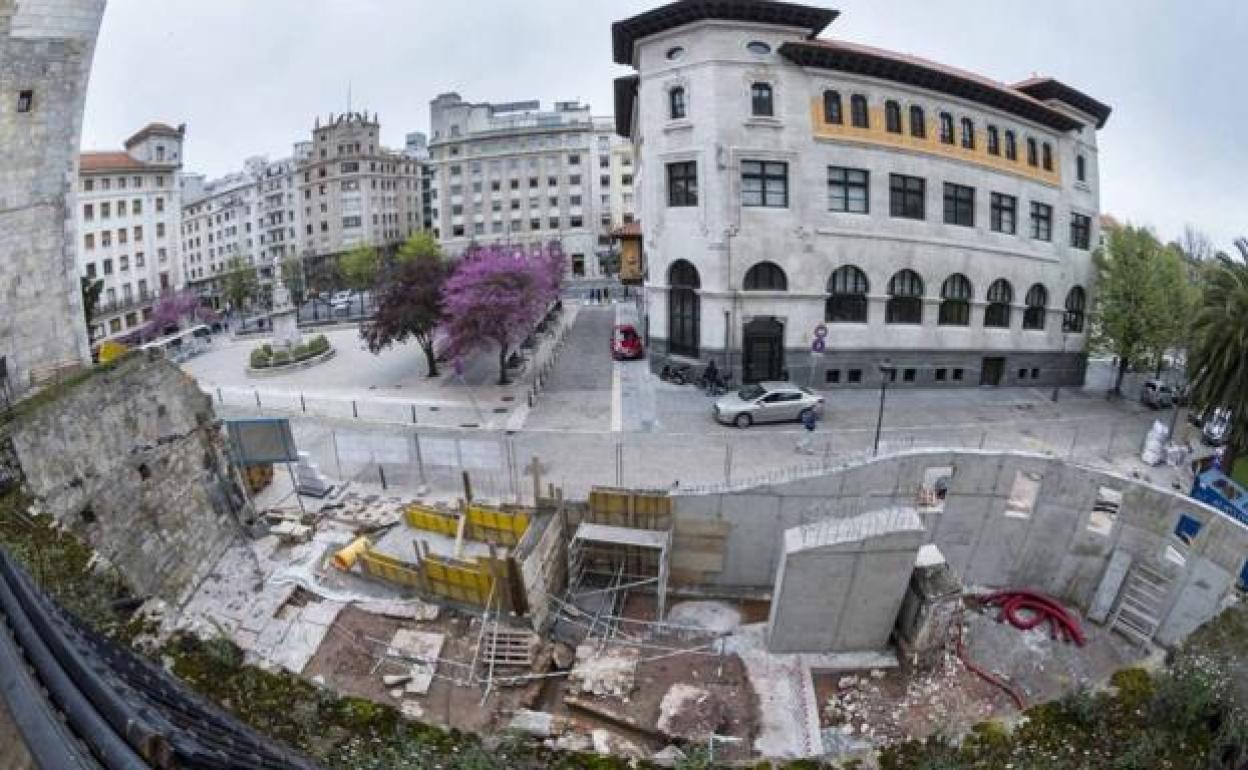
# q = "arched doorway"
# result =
<box><xmin>667</xmin><ymin>260</ymin><xmax>700</xmax><ymax>358</ymax></box>
<box><xmin>743</xmin><ymin>317</ymin><xmax>785</xmax><ymax>383</ymax></box>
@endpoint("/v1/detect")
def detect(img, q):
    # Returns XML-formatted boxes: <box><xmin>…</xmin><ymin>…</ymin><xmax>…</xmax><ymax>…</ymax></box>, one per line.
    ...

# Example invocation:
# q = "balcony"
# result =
<box><xmin>95</xmin><ymin>287</ymin><xmax>176</xmax><ymax>316</ymax></box>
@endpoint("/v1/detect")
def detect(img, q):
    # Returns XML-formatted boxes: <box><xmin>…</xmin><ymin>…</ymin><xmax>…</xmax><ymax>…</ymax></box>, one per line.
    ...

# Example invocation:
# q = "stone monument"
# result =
<box><xmin>268</xmin><ymin>255</ymin><xmax>302</xmax><ymax>351</ymax></box>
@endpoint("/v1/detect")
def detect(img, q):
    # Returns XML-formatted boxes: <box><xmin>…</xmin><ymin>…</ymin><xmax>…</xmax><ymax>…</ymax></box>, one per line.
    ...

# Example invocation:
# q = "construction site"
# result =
<box><xmin>1</xmin><ymin>354</ymin><xmax>1245</xmax><ymax>769</ymax></box>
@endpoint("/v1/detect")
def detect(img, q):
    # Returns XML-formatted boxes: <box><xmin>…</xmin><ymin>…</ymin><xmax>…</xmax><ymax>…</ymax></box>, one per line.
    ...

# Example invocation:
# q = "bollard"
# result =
<box><xmin>352</xmin><ymin>400</ymin><xmax>359</xmax><ymax>419</ymax></box>
<box><xmin>254</xmin><ymin>390</ymin><xmax>261</xmax><ymax>408</ymax></box>
<box><xmin>411</xmin><ymin>404</ymin><xmax>417</xmax><ymax>424</ymax></box>
<box><xmin>378</xmin><ymin>466</ymin><xmax>388</xmax><ymax>489</ymax></box>
<box><xmin>300</xmin><ymin>393</ymin><xmax>306</xmax><ymax>412</ymax></box>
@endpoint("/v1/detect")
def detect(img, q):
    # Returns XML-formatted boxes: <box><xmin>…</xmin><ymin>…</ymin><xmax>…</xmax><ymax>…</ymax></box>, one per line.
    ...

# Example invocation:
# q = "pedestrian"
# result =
<box><xmin>590</xmin><ymin>288</ymin><xmax>598</xmax><ymax>304</ymax></box>
<box><xmin>797</xmin><ymin>408</ymin><xmax>818</xmax><ymax>454</ymax></box>
<box><xmin>603</xmin><ymin>286</ymin><xmax>610</xmax><ymax>303</ymax></box>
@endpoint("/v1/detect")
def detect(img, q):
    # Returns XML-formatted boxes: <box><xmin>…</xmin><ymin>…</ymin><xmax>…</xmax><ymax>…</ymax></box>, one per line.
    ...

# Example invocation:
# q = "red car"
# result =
<box><xmin>610</xmin><ymin>324</ymin><xmax>644</xmax><ymax>360</ymax></box>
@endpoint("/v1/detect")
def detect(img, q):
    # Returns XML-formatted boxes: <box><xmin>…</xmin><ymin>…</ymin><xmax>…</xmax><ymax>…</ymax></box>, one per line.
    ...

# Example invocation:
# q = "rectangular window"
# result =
<box><xmin>903</xmin><ymin>368</ymin><xmax>917</xmax><ymax>382</ymax></box>
<box><xmin>943</xmin><ymin>183</ymin><xmax>975</xmax><ymax>227</ymax></box>
<box><xmin>667</xmin><ymin>161</ymin><xmax>698</xmax><ymax>207</ymax></box>
<box><xmin>84</xmin><ymin>204</ymin><xmax>94</xmax><ymax>221</ymax></box>
<box><xmin>889</xmin><ymin>174</ymin><xmax>925</xmax><ymax>220</ymax></box>
<box><xmin>987</xmin><ymin>126</ymin><xmax>1000</xmax><ymax>156</ymax></box>
<box><xmin>990</xmin><ymin>193</ymin><xmax>1017</xmax><ymax>234</ymax></box>
<box><xmin>103</xmin><ymin>258</ymin><xmax>112</xmax><ymax>274</ymax></box>
<box><xmin>132</xmin><ymin>199</ymin><xmax>142</xmax><ymax>215</ymax></box>
<box><xmin>1070</xmin><ymin>212</ymin><xmax>1091</xmax><ymax>250</ymax></box>
<box><xmin>1026</xmin><ymin>138</ymin><xmax>1038</xmax><ymax>167</ymax></box>
<box><xmin>17</xmin><ymin>89</ymin><xmax>34</xmax><ymax>112</ymax></box>
<box><xmin>826</xmin><ymin>370</ymin><xmax>841</xmax><ymax>384</ymax></box>
<box><xmin>1030</xmin><ymin>202</ymin><xmax>1053</xmax><ymax>241</ymax></box>
<box><xmin>741</xmin><ymin>161</ymin><xmax>788</xmax><ymax>208</ymax></box>
<box><xmin>935</xmin><ymin>368</ymin><xmax>947</xmax><ymax>382</ymax></box>
<box><xmin>828</xmin><ymin>166</ymin><xmax>869</xmax><ymax>213</ymax></box>
<box><xmin>751</xmin><ymin>83</ymin><xmax>773</xmax><ymax>116</ymax></box>
<box><xmin>342</xmin><ymin>216</ymin><xmax>362</xmax><ymax>228</ymax></box>
<box><xmin>84</xmin><ymin>233</ymin><xmax>95</xmax><ymax>250</ymax></box>
<box><xmin>848</xmin><ymin>369</ymin><xmax>863</xmax><ymax>384</ymax></box>
<box><xmin>133</xmin><ymin>226</ymin><xmax>142</xmax><ymax>241</ymax></box>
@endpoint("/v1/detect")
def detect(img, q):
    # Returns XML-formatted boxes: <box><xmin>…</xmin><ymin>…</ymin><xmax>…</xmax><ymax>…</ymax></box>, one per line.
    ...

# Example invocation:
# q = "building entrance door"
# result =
<box><xmin>980</xmin><ymin>357</ymin><xmax>1005</xmax><ymax>386</ymax></box>
<box><xmin>743</xmin><ymin>317</ymin><xmax>785</xmax><ymax>383</ymax></box>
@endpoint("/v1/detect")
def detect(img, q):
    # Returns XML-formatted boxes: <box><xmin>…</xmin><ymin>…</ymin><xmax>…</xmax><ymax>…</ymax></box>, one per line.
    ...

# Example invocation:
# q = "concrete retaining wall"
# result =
<box><xmin>671</xmin><ymin>450</ymin><xmax>1248</xmax><ymax>646</ymax></box>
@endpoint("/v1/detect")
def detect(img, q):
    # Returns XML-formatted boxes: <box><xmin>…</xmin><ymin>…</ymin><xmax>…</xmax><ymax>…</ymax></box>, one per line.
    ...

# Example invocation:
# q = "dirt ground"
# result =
<box><xmin>814</xmin><ymin>599</ymin><xmax>1152</xmax><ymax>748</ymax></box>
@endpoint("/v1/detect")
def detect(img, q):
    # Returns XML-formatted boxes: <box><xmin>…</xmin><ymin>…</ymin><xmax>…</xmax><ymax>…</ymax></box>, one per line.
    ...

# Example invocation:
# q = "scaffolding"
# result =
<box><xmin>565</xmin><ymin>523</ymin><xmax>671</xmax><ymax>643</ymax></box>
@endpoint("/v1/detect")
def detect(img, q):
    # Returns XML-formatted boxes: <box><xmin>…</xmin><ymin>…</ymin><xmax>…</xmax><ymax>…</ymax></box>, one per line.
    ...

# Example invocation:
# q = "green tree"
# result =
<box><xmin>80</xmin><ymin>276</ymin><xmax>103</xmax><ymax>340</ymax></box>
<box><xmin>1144</xmin><ymin>244</ymin><xmax>1199</xmax><ymax>376</ymax></box>
<box><xmin>395</xmin><ymin>230</ymin><xmax>441</xmax><ymax>266</ymax></box>
<box><xmin>1188</xmin><ymin>248</ymin><xmax>1248</xmax><ymax>455</ymax></box>
<box><xmin>338</xmin><ymin>245</ymin><xmax>380</xmax><ymax>292</ymax></box>
<box><xmin>281</xmin><ymin>255</ymin><xmax>306</xmax><ymax>306</ymax></box>
<box><xmin>222</xmin><ymin>257</ymin><xmax>259</xmax><ymax>313</ymax></box>
<box><xmin>1092</xmin><ymin>225</ymin><xmax>1174</xmax><ymax>394</ymax></box>
<box><xmin>360</xmin><ymin>235</ymin><xmax>449</xmax><ymax>377</ymax></box>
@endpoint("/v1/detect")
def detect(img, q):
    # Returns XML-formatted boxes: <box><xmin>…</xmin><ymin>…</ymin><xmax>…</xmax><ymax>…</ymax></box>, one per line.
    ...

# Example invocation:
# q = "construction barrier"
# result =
<box><xmin>585</xmin><ymin>487</ymin><xmax>671</xmax><ymax>530</ymax></box>
<box><xmin>404</xmin><ymin>503</ymin><xmax>460</xmax><ymax>537</ymax></box>
<box><xmin>358</xmin><ymin>547</ymin><xmax>423</xmax><ymax>589</ymax></box>
<box><xmin>354</xmin><ymin>543</ymin><xmax>523</xmax><ymax>613</ymax></box>
<box><xmin>466</xmin><ymin>505</ymin><xmax>531</xmax><ymax>547</ymax></box>
<box><xmin>422</xmin><ymin>553</ymin><xmax>496</xmax><ymax>606</ymax></box>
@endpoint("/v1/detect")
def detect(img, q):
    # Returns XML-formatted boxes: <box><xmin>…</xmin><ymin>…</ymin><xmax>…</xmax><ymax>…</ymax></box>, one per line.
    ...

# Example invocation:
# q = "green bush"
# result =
<box><xmin>271</xmin><ymin>351</ymin><xmax>291</xmax><ymax>366</ymax></box>
<box><xmin>291</xmin><ymin>344</ymin><xmax>310</xmax><ymax>361</ymax></box>
<box><xmin>261</xmin><ymin>343</ymin><xmax>272</xmax><ymax>356</ymax></box>
<box><xmin>250</xmin><ymin>348</ymin><xmax>271</xmax><ymax>368</ymax></box>
<box><xmin>309</xmin><ymin>335</ymin><xmax>330</xmax><ymax>354</ymax></box>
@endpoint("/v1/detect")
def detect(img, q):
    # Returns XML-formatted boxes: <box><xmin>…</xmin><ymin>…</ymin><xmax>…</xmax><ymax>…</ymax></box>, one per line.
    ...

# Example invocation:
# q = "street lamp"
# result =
<box><xmin>873</xmin><ymin>362</ymin><xmax>897</xmax><ymax>457</ymax></box>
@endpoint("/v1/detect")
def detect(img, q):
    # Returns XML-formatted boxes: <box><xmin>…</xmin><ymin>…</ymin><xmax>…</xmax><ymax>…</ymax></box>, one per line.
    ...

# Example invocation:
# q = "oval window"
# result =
<box><xmin>747</xmin><ymin>41</ymin><xmax>771</xmax><ymax>55</ymax></box>
<box><xmin>666</xmin><ymin>46</ymin><xmax>685</xmax><ymax>61</ymax></box>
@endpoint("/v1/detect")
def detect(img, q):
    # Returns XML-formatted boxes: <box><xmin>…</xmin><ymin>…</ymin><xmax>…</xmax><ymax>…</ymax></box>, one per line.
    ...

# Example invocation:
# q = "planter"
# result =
<box><xmin>246</xmin><ymin>347</ymin><xmax>337</xmax><ymax>377</ymax></box>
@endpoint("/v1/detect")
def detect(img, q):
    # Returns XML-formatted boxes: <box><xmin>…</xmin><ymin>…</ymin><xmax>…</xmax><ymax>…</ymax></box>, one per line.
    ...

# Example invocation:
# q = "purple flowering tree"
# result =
<box><xmin>441</xmin><ymin>244</ymin><xmax>562</xmax><ymax>385</ymax></box>
<box><xmin>134</xmin><ymin>290</ymin><xmax>216</xmax><ymax>342</ymax></box>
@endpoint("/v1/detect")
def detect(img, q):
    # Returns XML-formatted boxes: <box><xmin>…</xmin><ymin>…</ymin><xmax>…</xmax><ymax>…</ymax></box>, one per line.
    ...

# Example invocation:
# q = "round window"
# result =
<box><xmin>666</xmin><ymin>46</ymin><xmax>686</xmax><ymax>61</ymax></box>
<box><xmin>747</xmin><ymin>41</ymin><xmax>772</xmax><ymax>55</ymax></box>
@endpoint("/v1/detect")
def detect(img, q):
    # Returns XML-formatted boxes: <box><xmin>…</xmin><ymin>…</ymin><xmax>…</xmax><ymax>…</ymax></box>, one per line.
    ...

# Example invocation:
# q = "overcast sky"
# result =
<box><xmin>81</xmin><ymin>0</ymin><xmax>1246</xmax><ymax>251</ymax></box>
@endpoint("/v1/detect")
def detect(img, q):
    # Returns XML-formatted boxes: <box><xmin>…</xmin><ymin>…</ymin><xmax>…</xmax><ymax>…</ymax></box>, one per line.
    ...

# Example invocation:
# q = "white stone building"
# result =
<box><xmin>77</xmin><ymin>123</ymin><xmax>187</xmax><ymax>341</ymax></box>
<box><xmin>1</xmin><ymin>0</ymin><xmax>105</xmax><ymax>396</ymax></box>
<box><xmin>591</xmin><ymin>117</ymin><xmax>638</xmax><ymax>274</ymax></box>
<box><xmin>612</xmin><ymin>1</ymin><xmax>1111</xmax><ymax>387</ymax></box>
<box><xmin>429</xmin><ymin>94</ymin><xmax>637</xmax><ymax>279</ymax></box>
<box><xmin>180</xmin><ymin>156</ymin><xmax>267</xmax><ymax>309</ymax></box>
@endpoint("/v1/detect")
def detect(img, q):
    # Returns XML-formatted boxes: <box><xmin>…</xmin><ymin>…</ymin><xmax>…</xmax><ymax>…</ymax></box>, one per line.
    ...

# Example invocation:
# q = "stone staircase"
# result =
<box><xmin>1108</xmin><ymin>561</ymin><xmax>1175</xmax><ymax>646</ymax></box>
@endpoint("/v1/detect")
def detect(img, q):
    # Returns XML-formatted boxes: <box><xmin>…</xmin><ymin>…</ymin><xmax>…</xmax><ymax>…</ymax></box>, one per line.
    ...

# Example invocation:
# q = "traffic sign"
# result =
<box><xmin>811</xmin><ymin>339</ymin><xmax>827</xmax><ymax>354</ymax></box>
<box><xmin>813</xmin><ymin>324</ymin><xmax>828</xmax><ymax>339</ymax></box>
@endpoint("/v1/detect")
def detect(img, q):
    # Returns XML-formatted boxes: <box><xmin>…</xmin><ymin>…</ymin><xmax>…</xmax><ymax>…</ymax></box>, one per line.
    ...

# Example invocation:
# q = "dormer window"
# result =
<box><xmin>751</xmin><ymin>82</ymin><xmax>773</xmax><ymax>117</ymax></box>
<box><xmin>885</xmin><ymin>100</ymin><xmax>902</xmax><ymax>133</ymax></box>
<box><xmin>987</xmin><ymin>126</ymin><xmax>1000</xmax><ymax>155</ymax></box>
<box><xmin>909</xmin><ymin>106</ymin><xmax>926</xmax><ymax>138</ymax></box>
<box><xmin>156</xmin><ymin>146</ymin><xmax>165</xmax><ymax>162</ymax></box>
<box><xmin>960</xmin><ymin>117</ymin><xmax>975</xmax><ymax>149</ymax></box>
<box><xmin>1076</xmin><ymin>154</ymin><xmax>1086</xmax><ymax>182</ymax></box>
<box><xmin>670</xmin><ymin>87</ymin><xmax>687</xmax><ymax>120</ymax></box>
<box><xmin>666</xmin><ymin>46</ymin><xmax>685</xmax><ymax>61</ymax></box>
<box><xmin>1042</xmin><ymin>142</ymin><xmax>1053</xmax><ymax>171</ymax></box>
<box><xmin>1027</xmin><ymin>137</ymin><xmax>1038</xmax><ymax>167</ymax></box>
<box><xmin>939</xmin><ymin>112</ymin><xmax>954</xmax><ymax>144</ymax></box>
<box><xmin>746</xmin><ymin>41</ymin><xmax>772</xmax><ymax>55</ymax></box>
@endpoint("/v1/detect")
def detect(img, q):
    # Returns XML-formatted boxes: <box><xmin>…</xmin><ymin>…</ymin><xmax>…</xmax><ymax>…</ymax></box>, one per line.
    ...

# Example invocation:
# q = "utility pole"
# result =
<box><xmin>874</xmin><ymin>362</ymin><xmax>896</xmax><ymax>457</ymax></box>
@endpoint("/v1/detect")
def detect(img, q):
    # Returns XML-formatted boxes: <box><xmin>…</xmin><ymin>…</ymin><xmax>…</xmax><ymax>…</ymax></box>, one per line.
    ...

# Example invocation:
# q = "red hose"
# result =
<box><xmin>980</xmin><ymin>590</ymin><xmax>1086</xmax><ymax>647</ymax></box>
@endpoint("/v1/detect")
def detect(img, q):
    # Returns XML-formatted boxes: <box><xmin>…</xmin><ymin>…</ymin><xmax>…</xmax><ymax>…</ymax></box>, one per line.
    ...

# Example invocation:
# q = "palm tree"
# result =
<box><xmin>1188</xmin><ymin>244</ymin><xmax>1248</xmax><ymax>456</ymax></box>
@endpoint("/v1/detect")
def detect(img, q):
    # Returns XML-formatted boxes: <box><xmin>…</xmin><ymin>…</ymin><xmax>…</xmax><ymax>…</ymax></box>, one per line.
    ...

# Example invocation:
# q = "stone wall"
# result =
<box><xmin>671</xmin><ymin>450</ymin><xmax>1248</xmax><ymax>647</ymax></box>
<box><xmin>1</xmin><ymin>352</ymin><xmax>250</xmax><ymax>602</ymax></box>
<box><xmin>0</xmin><ymin>0</ymin><xmax>104</xmax><ymax>396</ymax></box>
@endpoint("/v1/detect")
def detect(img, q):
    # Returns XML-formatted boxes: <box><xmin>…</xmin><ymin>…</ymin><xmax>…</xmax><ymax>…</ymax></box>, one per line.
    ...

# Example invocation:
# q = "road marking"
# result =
<box><xmin>611</xmin><ymin>303</ymin><xmax>624</xmax><ymax>432</ymax></box>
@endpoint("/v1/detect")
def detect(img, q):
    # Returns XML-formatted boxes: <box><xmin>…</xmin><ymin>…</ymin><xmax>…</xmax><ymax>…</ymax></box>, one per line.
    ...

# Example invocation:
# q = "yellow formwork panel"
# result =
<box><xmin>404</xmin><ymin>504</ymin><xmax>461</xmax><ymax>536</ymax></box>
<box><xmin>423</xmin><ymin>555</ymin><xmax>494</xmax><ymax>606</ymax></box>
<box><xmin>465</xmin><ymin>505</ymin><xmax>530</xmax><ymax>547</ymax></box>
<box><xmin>359</xmin><ymin>549</ymin><xmax>423</xmax><ymax>588</ymax></box>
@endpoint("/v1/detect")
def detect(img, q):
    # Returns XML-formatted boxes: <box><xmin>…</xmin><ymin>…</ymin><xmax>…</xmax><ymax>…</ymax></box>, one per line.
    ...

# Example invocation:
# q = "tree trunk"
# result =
<box><xmin>497</xmin><ymin>345</ymin><xmax>510</xmax><ymax>386</ymax></box>
<box><xmin>1114</xmin><ymin>355</ymin><xmax>1130</xmax><ymax>395</ymax></box>
<box><xmin>421</xmin><ymin>339</ymin><xmax>439</xmax><ymax>378</ymax></box>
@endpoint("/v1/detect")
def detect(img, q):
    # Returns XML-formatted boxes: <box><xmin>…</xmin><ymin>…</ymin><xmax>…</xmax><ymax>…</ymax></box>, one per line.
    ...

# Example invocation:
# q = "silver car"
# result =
<box><xmin>713</xmin><ymin>381</ymin><xmax>824</xmax><ymax>428</ymax></box>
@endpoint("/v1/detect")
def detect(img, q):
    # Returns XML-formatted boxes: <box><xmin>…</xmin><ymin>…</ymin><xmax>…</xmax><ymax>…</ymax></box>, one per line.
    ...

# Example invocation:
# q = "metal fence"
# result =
<box><xmin>261</xmin><ymin>410</ymin><xmax>1163</xmax><ymax>507</ymax></box>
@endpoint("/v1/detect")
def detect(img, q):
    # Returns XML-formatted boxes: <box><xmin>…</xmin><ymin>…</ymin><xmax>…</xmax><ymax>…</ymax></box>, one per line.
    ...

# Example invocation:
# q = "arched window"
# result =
<box><xmin>886</xmin><ymin>269</ymin><xmax>924</xmax><ymax>325</ymax></box>
<box><xmin>668</xmin><ymin>260</ymin><xmax>701</xmax><ymax>357</ymax></box>
<box><xmin>984</xmin><ymin>279</ymin><xmax>1014</xmax><ymax>328</ymax></box>
<box><xmin>1024</xmin><ymin>284</ymin><xmax>1048</xmax><ymax>330</ymax></box>
<box><xmin>885</xmin><ymin>100</ymin><xmax>902</xmax><ymax>133</ymax></box>
<box><xmin>1004</xmin><ymin>130</ymin><xmax>1017</xmax><ymax>160</ymax></box>
<box><xmin>751</xmin><ymin>82</ymin><xmax>773</xmax><ymax>116</ymax></box>
<box><xmin>669</xmin><ymin>87</ymin><xmax>687</xmax><ymax>120</ymax></box>
<box><xmin>1026</xmin><ymin>137</ymin><xmax>1038</xmax><ymax>166</ymax></box>
<box><xmin>823</xmin><ymin>90</ymin><xmax>842</xmax><ymax>124</ymax></box>
<box><xmin>960</xmin><ymin>117</ymin><xmax>975</xmax><ymax>149</ymax></box>
<box><xmin>987</xmin><ymin>125</ymin><xmax>1000</xmax><ymax>155</ymax></box>
<box><xmin>939</xmin><ymin>112</ymin><xmax>954</xmax><ymax>144</ymax></box>
<box><xmin>909</xmin><ymin>105</ymin><xmax>926</xmax><ymax>138</ymax></box>
<box><xmin>826</xmin><ymin>265</ymin><xmax>869</xmax><ymax>323</ymax></box>
<box><xmin>1042</xmin><ymin>142</ymin><xmax>1053</xmax><ymax>171</ymax></box>
<box><xmin>743</xmin><ymin>261</ymin><xmax>787</xmax><ymax>291</ymax></box>
<box><xmin>850</xmin><ymin>94</ymin><xmax>869</xmax><ymax>128</ymax></box>
<box><xmin>1063</xmin><ymin>286</ymin><xmax>1087</xmax><ymax>333</ymax></box>
<box><xmin>939</xmin><ymin>274</ymin><xmax>972</xmax><ymax>326</ymax></box>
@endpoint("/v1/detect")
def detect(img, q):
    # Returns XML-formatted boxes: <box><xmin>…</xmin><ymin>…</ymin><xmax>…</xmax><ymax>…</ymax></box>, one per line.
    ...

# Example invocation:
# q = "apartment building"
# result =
<box><xmin>296</xmin><ymin>111</ymin><xmax>423</xmax><ymax>281</ymax></box>
<box><xmin>591</xmin><ymin>117</ymin><xmax>638</xmax><ymax>274</ymax></box>
<box><xmin>180</xmin><ymin>156</ymin><xmax>266</xmax><ymax>309</ymax></box>
<box><xmin>429</xmin><ymin>94</ymin><xmax>638</xmax><ymax>279</ymax></box>
<box><xmin>77</xmin><ymin>123</ymin><xmax>186</xmax><ymax>341</ymax></box>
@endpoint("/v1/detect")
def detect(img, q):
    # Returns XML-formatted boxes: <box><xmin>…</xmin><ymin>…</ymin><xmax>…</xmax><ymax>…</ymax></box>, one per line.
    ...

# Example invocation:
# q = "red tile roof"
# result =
<box><xmin>79</xmin><ymin>151</ymin><xmax>151</xmax><ymax>172</ymax></box>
